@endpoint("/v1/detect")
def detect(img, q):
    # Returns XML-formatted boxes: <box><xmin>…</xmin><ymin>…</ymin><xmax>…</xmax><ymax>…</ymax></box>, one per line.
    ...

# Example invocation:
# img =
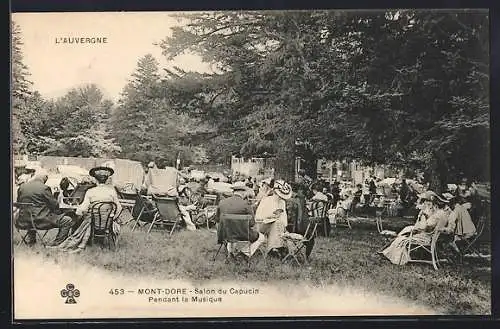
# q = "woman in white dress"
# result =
<box><xmin>255</xmin><ymin>180</ymin><xmax>292</xmax><ymax>258</ymax></box>
<box><xmin>381</xmin><ymin>194</ymin><xmax>449</xmax><ymax>265</ymax></box>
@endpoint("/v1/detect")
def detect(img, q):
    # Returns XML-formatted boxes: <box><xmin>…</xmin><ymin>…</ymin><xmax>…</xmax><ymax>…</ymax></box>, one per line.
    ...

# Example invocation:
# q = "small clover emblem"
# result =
<box><xmin>60</xmin><ymin>283</ymin><xmax>80</xmax><ymax>304</ymax></box>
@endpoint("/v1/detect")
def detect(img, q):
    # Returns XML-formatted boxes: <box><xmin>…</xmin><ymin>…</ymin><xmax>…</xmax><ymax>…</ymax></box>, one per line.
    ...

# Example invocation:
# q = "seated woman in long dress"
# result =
<box><xmin>397</xmin><ymin>191</ymin><xmax>438</xmax><ymax>236</ymax></box>
<box><xmin>255</xmin><ymin>180</ymin><xmax>292</xmax><ymax>258</ymax></box>
<box><xmin>381</xmin><ymin>194</ymin><xmax>450</xmax><ymax>265</ymax></box>
<box><xmin>441</xmin><ymin>192</ymin><xmax>477</xmax><ymax>253</ymax></box>
<box><xmin>53</xmin><ymin>167</ymin><xmax>122</xmax><ymax>253</ymax></box>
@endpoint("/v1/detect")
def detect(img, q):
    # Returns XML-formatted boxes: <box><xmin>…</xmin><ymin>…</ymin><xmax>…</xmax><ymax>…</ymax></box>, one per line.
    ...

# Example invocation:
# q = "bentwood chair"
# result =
<box><xmin>89</xmin><ymin>201</ymin><xmax>118</xmax><ymax>251</ymax></box>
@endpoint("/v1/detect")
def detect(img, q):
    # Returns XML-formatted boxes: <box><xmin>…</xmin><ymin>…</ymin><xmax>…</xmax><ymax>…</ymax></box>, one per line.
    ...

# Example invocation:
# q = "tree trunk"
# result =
<box><xmin>428</xmin><ymin>150</ymin><xmax>448</xmax><ymax>194</ymax></box>
<box><xmin>274</xmin><ymin>140</ymin><xmax>295</xmax><ymax>183</ymax></box>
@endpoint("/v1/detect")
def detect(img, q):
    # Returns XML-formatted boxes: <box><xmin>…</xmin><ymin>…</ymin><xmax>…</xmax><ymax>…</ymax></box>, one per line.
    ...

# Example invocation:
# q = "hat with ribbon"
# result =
<box><xmin>89</xmin><ymin>166</ymin><xmax>114</xmax><ymax>178</ymax></box>
<box><xmin>273</xmin><ymin>180</ymin><xmax>292</xmax><ymax>200</ymax></box>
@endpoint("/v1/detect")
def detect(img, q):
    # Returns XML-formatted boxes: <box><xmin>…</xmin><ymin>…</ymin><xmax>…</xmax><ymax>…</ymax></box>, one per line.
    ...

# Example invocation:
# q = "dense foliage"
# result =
<box><xmin>12</xmin><ymin>10</ymin><xmax>489</xmax><ymax>189</ymax></box>
<box><xmin>158</xmin><ymin>10</ymin><xmax>489</xmax><ymax>187</ymax></box>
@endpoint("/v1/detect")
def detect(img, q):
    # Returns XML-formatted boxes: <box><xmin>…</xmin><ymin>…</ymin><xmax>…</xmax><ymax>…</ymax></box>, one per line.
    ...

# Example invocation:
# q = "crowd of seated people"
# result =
<box><xmin>15</xmin><ymin>157</ymin><xmax>486</xmax><ymax>269</ymax></box>
<box><xmin>14</xmin><ymin>166</ymin><xmax>122</xmax><ymax>252</ymax></box>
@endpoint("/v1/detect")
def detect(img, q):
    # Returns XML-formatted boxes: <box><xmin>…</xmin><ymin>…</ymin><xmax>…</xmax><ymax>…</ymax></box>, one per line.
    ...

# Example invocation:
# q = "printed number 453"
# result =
<box><xmin>109</xmin><ymin>288</ymin><xmax>125</xmax><ymax>295</ymax></box>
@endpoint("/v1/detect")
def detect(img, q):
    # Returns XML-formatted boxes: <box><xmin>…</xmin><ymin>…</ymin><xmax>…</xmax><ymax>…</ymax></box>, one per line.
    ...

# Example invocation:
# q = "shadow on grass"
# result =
<box><xmin>13</xmin><ymin>216</ymin><xmax>491</xmax><ymax>315</ymax></box>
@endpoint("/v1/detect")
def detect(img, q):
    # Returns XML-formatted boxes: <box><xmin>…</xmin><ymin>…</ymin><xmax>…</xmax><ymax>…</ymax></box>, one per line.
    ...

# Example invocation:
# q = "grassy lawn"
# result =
<box><xmin>13</xmin><ymin>215</ymin><xmax>491</xmax><ymax>315</ymax></box>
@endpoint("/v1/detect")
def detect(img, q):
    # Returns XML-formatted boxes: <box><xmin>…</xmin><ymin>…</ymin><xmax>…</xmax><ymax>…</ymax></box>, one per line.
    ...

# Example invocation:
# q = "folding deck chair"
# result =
<box><xmin>339</xmin><ymin>201</ymin><xmax>355</xmax><ymax>229</ymax></box>
<box><xmin>281</xmin><ymin>217</ymin><xmax>321</xmax><ymax>266</ymax></box>
<box><xmin>193</xmin><ymin>205</ymin><xmax>218</xmax><ymax>230</ymax></box>
<box><xmin>202</xmin><ymin>194</ymin><xmax>218</xmax><ymax>207</ymax></box>
<box><xmin>13</xmin><ymin>202</ymin><xmax>51</xmax><ymax>247</ymax></box>
<box><xmin>89</xmin><ymin>201</ymin><xmax>118</xmax><ymax>251</ymax></box>
<box><xmin>149</xmin><ymin>195</ymin><xmax>183</xmax><ymax>235</ymax></box>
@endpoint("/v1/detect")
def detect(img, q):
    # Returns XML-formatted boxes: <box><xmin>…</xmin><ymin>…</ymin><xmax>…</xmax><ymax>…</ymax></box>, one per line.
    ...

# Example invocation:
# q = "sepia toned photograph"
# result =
<box><xmin>11</xmin><ymin>9</ymin><xmax>491</xmax><ymax>319</ymax></box>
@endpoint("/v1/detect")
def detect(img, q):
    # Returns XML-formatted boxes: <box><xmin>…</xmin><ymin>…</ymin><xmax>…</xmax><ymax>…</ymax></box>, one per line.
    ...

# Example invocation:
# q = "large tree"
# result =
<box><xmin>111</xmin><ymin>54</ymin><xmax>214</xmax><ymax>166</ymax></box>
<box><xmin>23</xmin><ymin>84</ymin><xmax>120</xmax><ymax>157</ymax></box>
<box><xmin>11</xmin><ymin>20</ymin><xmax>33</xmax><ymax>154</ymax></box>
<box><xmin>160</xmin><ymin>10</ymin><xmax>489</xmax><ymax>186</ymax></box>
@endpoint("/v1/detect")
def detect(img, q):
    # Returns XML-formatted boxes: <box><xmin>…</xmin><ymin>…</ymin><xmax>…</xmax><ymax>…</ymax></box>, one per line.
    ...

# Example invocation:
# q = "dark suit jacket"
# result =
<box><xmin>216</xmin><ymin>195</ymin><xmax>259</xmax><ymax>243</ymax></box>
<box><xmin>16</xmin><ymin>178</ymin><xmax>64</xmax><ymax>228</ymax></box>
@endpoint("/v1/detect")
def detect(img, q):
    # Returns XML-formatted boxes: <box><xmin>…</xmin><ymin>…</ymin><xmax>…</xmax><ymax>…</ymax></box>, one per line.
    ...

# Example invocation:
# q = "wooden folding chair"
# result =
<box><xmin>13</xmin><ymin>202</ymin><xmax>50</xmax><ymax>247</ymax></box>
<box><xmin>334</xmin><ymin>204</ymin><xmax>352</xmax><ymax>230</ymax></box>
<box><xmin>150</xmin><ymin>195</ymin><xmax>183</xmax><ymax>235</ymax></box>
<box><xmin>89</xmin><ymin>201</ymin><xmax>118</xmax><ymax>251</ymax></box>
<box><xmin>375</xmin><ymin>207</ymin><xmax>397</xmax><ymax>249</ymax></box>
<box><xmin>281</xmin><ymin>217</ymin><xmax>321</xmax><ymax>266</ymax></box>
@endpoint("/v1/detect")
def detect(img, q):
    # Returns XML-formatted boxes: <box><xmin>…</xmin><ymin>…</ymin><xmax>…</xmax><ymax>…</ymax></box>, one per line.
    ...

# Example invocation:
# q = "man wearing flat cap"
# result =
<box><xmin>16</xmin><ymin>169</ymin><xmax>75</xmax><ymax>246</ymax></box>
<box><xmin>74</xmin><ymin>166</ymin><xmax>122</xmax><ymax>222</ymax></box>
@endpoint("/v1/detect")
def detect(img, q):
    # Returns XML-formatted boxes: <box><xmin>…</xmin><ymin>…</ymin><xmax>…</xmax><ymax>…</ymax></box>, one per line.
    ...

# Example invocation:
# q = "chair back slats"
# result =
<box><xmin>203</xmin><ymin>194</ymin><xmax>218</xmax><ymax>206</ymax></box>
<box><xmin>90</xmin><ymin>202</ymin><xmax>117</xmax><ymax>235</ymax></box>
<box><xmin>309</xmin><ymin>201</ymin><xmax>326</xmax><ymax>218</ymax></box>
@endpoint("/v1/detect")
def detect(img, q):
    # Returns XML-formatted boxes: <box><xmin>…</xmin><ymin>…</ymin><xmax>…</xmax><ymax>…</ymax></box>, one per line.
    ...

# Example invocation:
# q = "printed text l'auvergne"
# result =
<box><xmin>55</xmin><ymin>37</ymin><xmax>108</xmax><ymax>44</ymax></box>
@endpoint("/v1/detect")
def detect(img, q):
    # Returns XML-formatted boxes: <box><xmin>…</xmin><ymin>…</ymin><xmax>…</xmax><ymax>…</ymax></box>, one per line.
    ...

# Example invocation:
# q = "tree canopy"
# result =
<box><xmin>11</xmin><ymin>11</ymin><xmax>489</xmax><ymax>190</ymax></box>
<box><xmin>158</xmin><ymin>10</ymin><xmax>489</xmax><ymax>187</ymax></box>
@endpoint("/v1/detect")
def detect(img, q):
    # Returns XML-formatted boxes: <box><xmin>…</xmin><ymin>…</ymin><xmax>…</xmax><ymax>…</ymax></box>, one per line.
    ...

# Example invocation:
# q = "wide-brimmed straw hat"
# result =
<box><xmin>273</xmin><ymin>180</ymin><xmax>292</xmax><ymax>200</ymax></box>
<box><xmin>89</xmin><ymin>166</ymin><xmax>114</xmax><ymax>178</ymax></box>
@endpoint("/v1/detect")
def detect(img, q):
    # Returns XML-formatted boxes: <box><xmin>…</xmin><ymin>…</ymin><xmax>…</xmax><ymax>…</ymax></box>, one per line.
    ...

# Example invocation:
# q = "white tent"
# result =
<box><xmin>56</xmin><ymin>165</ymin><xmax>89</xmax><ymax>178</ymax></box>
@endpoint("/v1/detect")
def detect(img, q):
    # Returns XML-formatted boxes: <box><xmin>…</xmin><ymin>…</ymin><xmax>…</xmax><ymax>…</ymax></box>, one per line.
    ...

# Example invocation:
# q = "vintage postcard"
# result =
<box><xmin>11</xmin><ymin>10</ymin><xmax>491</xmax><ymax>320</ymax></box>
